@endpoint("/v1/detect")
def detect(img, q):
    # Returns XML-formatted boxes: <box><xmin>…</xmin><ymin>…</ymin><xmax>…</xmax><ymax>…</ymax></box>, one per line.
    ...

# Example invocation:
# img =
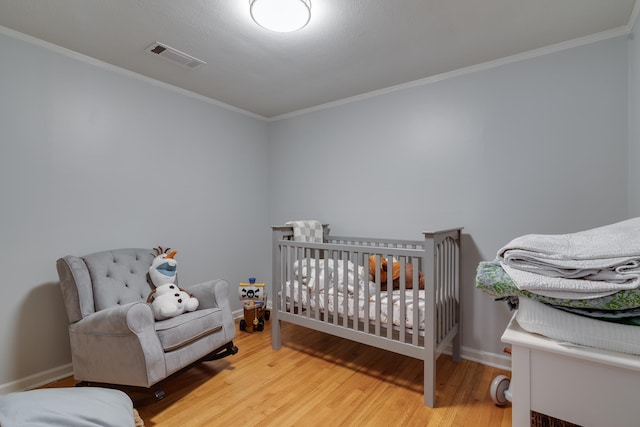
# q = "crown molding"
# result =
<box><xmin>271</xmin><ymin>25</ymin><xmax>631</xmax><ymax>122</ymax></box>
<box><xmin>628</xmin><ymin>0</ymin><xmax>640</xmax><ymax>31</ymax></box>
<box><xmin>0</xmin><ymin>25</ymin><xmax>268</xmax><ymax>122</ymax></box>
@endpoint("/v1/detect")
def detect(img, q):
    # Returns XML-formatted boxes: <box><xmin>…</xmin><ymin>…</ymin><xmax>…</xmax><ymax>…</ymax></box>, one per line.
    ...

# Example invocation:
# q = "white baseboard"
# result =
<box><xmin>0</xmin><ymin>363</ymin><xmax>73</xmax><ymax>394</ymax></box>
<box><xmin>458</xmin><ymin>346</ymin><xmax>512</xmax><ymax>371</ymax></box>
<box><xmin>436</xmin><ymin>342</ymin><xmax>511</xmax><ymax>371</ymax></box>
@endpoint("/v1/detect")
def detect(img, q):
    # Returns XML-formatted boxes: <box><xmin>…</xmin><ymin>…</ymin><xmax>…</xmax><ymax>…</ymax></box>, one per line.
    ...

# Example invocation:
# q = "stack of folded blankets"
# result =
<box><xmin>476</xmin><ymin>217</ymin><xmax>640</xmax><ymax>354</ymax></box>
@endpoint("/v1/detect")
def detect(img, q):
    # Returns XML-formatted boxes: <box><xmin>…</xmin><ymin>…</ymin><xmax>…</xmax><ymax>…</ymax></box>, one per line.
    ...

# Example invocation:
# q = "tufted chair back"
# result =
<box><xmin>57</xmin><ymin>248</ymin><xmax>156</xmax><ymax>323</ymax></box>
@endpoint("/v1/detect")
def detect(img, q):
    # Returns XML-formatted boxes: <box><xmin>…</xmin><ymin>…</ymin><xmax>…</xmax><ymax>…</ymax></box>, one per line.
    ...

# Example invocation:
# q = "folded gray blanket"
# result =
<box><xmin>498</xmin><ymin>217</ymin><xmax>640</xmax><ymax>299</ymax></box>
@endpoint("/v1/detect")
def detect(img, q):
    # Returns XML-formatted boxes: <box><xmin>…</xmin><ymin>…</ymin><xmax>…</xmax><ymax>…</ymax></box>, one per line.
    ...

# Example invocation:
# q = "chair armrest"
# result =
<box><xmin>184</xmin><ymin>279</ymin><xmax>230</xmax><ymax>310</ymax></box>
<box><xmin>184</xmin><ymin>279</ymin><xmax>235</xmax><ymax>341</ymax></box>
<box><xmin>71</xmin><ymin>301</ymin><xmax>155</xmax><ymax>335</ymax></box>
<box><xmin>68</xmin><ymin>302</ymin><xmax>166</xmax><ymax>387</ymax></box>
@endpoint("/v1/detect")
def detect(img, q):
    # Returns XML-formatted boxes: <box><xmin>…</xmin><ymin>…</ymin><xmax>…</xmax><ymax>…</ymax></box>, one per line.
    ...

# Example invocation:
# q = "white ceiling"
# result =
<box><xmin>0</xmin><ymin>0</ymin><xmax>637</xmax><ymax>119</ymax></box>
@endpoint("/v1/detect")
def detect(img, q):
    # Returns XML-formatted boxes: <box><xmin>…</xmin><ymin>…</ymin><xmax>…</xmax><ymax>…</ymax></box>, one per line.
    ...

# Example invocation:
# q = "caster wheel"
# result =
<box><xmin>490</xmin><ymin>375</ymin><xmax>510</xmax><ymax>406</ymax></box>
<box><xmin>239</xmin><ymin>319</ymin><xmax>247</xmax><ymax>331</ymax></box>
<box><xmin>264</xmin><ymin>310</ymin><xmax>270</xmax><ymax>321</ymax></box>
<box><xmin>256</xmin><ymin>321</ymin><xmax>264</xmax><ymax>331</ymax></box>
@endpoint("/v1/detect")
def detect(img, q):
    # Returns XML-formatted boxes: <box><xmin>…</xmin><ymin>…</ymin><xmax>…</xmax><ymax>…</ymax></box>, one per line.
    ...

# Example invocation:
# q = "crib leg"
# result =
<box><xmin>424</xmin><ymin>356</ymin><xmax>435</xmax><ymax>407</ymax></box>
<box><xmin>452</xmin><ymin>331</ymin><xmax>461</xmax><ymax>363</ymax></box>
<box><xmin>272</xmin><ymin>315</ymin><xmax>282</xmax><ymax>350</ymax></box>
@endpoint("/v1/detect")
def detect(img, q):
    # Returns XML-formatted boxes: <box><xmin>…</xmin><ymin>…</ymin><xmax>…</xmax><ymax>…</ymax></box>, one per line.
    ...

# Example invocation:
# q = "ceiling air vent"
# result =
<box><xmin>146</xmin><ymin>42</ymin><xmax>206</xmax><ymax>69</ymax></box>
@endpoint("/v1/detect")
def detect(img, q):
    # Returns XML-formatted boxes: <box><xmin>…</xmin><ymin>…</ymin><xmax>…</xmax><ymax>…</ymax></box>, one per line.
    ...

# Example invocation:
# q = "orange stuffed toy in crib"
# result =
<box><xmin>368</xmin><ymin>255</ymin><xmax>425</xmax><ymax>291</ymax></box>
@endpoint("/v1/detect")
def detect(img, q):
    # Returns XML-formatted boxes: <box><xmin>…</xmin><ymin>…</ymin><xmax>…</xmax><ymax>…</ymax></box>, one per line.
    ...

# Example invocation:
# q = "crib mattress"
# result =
<box><xmin>516</xmin><ymin>298</ymin><xmax>640</xmax><ymax>356</ymax></box>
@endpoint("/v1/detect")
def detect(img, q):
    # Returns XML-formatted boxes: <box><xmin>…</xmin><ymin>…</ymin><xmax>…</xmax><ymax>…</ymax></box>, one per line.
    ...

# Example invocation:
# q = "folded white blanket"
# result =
<box><xmin>498</xmin><ymin>217</ymin><xmax>640</xmax><ymax>299</ymax></box>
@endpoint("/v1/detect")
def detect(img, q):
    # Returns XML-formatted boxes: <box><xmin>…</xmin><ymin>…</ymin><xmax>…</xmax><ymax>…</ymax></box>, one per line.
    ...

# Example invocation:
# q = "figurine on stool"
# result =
<box><xmin>239</xmin><ymin>278</ymin><xmax>270</xmax><ymax>332</ymax></box>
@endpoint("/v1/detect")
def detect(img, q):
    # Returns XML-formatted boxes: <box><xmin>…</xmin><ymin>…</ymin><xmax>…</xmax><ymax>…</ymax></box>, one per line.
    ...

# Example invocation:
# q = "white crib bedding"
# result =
<box><xmin>283</xmin><ymin>280</ymin><xmax>426</xmax><ymax>330</ymax></box>
<box><xmin>282</xmin><ymin>257</ymin><xmax>426</xmax><ymax>329</ymax></box>
<box><xmin>516</xmin><ymin>297</ymin><xmax>640</xmax><ymax>356</ymax></box>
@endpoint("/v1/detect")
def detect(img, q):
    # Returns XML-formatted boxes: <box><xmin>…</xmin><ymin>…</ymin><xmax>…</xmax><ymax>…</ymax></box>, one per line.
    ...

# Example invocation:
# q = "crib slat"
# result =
<box><xmin>288</xmin><ymin>246</ymin><xmax>295</xmax><ymax>315</ymax></box>
<box><xmin>415</xmin><ymin>253</ymin><xmax>420</xmax><ymax>337</ymax></box>
<box><xmin>437</xmin><ymin>244</ymin><xmax>443</xmax><ymax>343</ymax></box>
<box><xmin>398</xmin><ymin>257</ymin><xmax>407</xmax><ymax>343</ymax></box>
<box><xmin>364</xmin><ymin>252</ymin><xmax>372</xmax><ymax>335</ymax></box>
<box><xmin>386</xmin><ymin>254</ymin><xmax>394</xmax><ymax>340</ymax></box>
<box><xmin>297</xmin><ymin>247</ymin><xmax>304</xmax><ymax>315</ymax></box>
<box><xmin>332</xmin><ymin>251</ymin><xmax>339</xmax><ymax>326</ymax></box>
<box><xmin>342</xmin><ymin>251</ymin><xmax>349</xmax><ymax>328</ymax></box>
<box><xmin>374</xmin><ymin>261</ymin><xmax>381</xmax><ymax>337</ymax></box>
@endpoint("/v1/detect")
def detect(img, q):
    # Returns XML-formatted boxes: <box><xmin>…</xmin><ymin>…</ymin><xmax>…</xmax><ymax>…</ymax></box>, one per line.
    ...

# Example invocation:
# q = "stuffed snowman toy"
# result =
<box><xmin>147</xmin><ymin>247</ymin><xmax>199</xmax><ymax>321</ymax></box>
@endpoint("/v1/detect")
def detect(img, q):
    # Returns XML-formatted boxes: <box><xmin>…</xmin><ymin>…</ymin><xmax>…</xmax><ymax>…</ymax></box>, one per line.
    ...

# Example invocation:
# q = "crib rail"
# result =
<box><xmin>271</xmin><ymin>224</ymin><xmax>462</xmax><ymax>407</ymax></box>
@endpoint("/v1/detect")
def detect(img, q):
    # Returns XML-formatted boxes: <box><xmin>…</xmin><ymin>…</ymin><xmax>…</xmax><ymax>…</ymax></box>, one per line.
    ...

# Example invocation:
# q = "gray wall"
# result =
<box><xmin>0</xmin><ymin>30</ymin><xmax>270</xmax><ymax>389</ymax></box>
<box><xmin>630</xmin><ymin>16</ymin><xmax>640</xmax><ymax>216</ymax></box>
<box><xmin>268</xmin><ymin>36</ymin><xmax>630</xmax><ymax>359</ymax></box>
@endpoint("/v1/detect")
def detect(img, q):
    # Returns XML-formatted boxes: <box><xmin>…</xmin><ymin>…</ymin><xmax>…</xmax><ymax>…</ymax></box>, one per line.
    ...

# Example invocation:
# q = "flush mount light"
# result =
<box><xmin>250</xmin><ymin>0</ymin><xmax>311</xmax><ymax>33</ymax></box>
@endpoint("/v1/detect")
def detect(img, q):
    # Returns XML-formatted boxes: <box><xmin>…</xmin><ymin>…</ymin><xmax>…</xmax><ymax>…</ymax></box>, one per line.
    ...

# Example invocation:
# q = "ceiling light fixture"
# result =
<box><xmin>250</xmin><ymin>0</ymin><xmax>311</xmax><ymax>33</ymax></box>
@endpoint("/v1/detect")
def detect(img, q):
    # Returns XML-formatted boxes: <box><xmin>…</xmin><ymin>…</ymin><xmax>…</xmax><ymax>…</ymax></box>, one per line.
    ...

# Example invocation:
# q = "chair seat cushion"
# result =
<box><xmin>155</xmin><ymin>308</ymin><xmax>224</xmax><ymax>352</ymax></box>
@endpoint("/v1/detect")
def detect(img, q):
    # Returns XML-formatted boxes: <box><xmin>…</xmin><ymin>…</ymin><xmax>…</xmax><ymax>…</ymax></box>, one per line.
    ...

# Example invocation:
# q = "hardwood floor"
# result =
<box><xmin>44</xmin><ymin>320</ymin><xmax>512</xmax><ymax>426</ymax></box>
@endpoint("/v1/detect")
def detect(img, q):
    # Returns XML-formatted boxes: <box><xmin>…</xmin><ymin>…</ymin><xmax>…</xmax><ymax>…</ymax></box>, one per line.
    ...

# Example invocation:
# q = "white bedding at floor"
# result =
<box><xmin>516</xmin><ymin>297</ymin><xmax>640</xmax><ymax>356</ymax></box>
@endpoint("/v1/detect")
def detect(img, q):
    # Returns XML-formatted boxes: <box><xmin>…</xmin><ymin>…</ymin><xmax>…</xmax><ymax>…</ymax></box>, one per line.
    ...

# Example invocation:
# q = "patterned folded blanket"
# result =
<box><xmin>285</xmin><ymin>220</ymin><xmax>324</xmax><ymax>243</ymax></box>
<box><xmin>476</xmin><ymin>259</ymin><xmax>640</xmax><ymax>311</ymax></box>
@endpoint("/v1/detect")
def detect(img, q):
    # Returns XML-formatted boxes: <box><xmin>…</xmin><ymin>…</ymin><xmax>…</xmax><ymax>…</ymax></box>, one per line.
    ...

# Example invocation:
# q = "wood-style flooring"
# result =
<box><xmin>43</xmin><ymin>320</ymin><xmax>512</xmax><ymax>426</ymax></box>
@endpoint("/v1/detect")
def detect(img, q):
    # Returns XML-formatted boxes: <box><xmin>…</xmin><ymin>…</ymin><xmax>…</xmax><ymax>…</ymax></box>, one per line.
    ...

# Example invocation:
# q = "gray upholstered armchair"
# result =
<box><xmin>56</xmin><ymin>248</ymin><xmax>237</xmax><ymax>400</ymax></box>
